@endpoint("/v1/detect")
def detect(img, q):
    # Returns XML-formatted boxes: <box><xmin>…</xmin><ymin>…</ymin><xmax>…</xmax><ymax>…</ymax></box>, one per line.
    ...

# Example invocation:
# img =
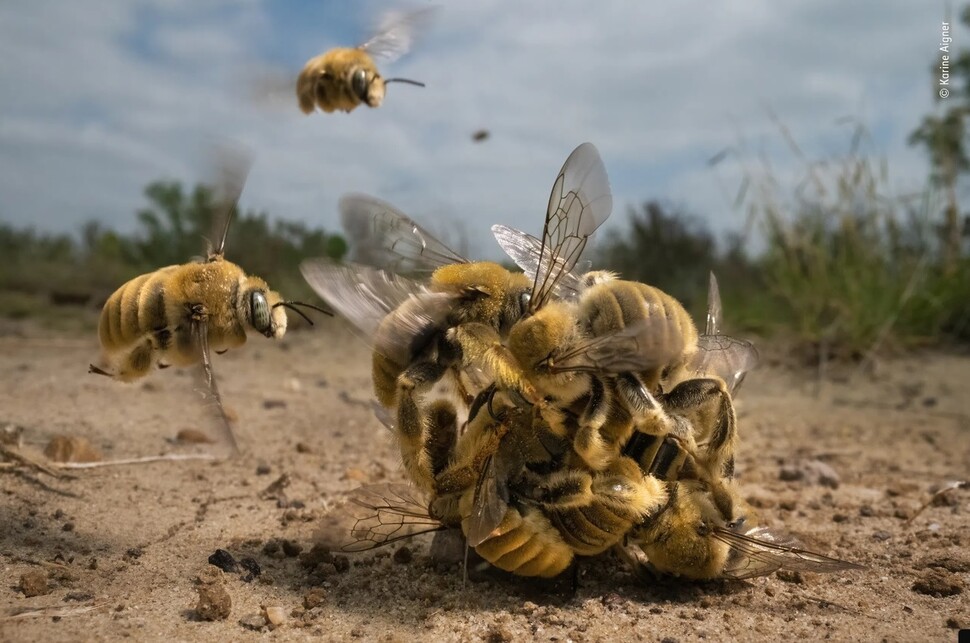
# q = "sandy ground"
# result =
<box><xmin>0</xmin><ymin>319</ymin><xmax>968</xmax><ymax>642</ymax></box>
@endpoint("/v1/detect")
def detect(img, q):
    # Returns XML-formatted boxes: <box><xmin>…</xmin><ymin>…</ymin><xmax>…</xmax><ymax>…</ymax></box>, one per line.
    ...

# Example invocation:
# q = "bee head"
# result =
<box><xmin>634</xmin><ymin>479</ymin><xmax>739</xmax><ymax>579</ymax></box>
<box><xmin>508</xmin><ymin>302</ymin><xmax>575</xmax><ymax>377</ymax></box>
<box><xmin>244</xmin><ymin>287</ymin><xmax>288</xmax><ymax>339</ymax></box>
<box><xmin>351</xmin><ymin>67</ymin><xmax>385</xmax><ymax>107</ymax></box>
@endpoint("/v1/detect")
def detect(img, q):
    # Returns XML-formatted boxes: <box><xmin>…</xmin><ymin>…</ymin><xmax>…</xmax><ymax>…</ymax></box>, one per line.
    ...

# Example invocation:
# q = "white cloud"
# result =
<box><xmin>0</xmin><ymin>0</ymin><xmax>952</xmax><ymax>262</ymax></box>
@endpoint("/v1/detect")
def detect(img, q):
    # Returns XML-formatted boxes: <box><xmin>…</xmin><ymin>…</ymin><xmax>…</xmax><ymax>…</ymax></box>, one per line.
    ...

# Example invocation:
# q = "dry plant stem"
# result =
<box><xmin>904</xmin><ymin>481</ymin><xmax>969</xmax><ymax>526</ymax></box>
<box><xmin>1</xmin><ymin>603</ymin><xmax>106</xmax><ymax>622</ymax></box>
<box><xmin>54</xmin><ymin>454</ymin><xmax>219</xmax><ymax>469</ymax></box>
<box><xmin>0</xmin><ymin>443</ymin><xmax>71</xmax><ymax>478</ymax></box>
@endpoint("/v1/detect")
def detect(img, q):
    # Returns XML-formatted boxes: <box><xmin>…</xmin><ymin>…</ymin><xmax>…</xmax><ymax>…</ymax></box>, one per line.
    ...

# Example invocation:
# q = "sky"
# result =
<box><xmin>0</xmin><ymin>0</ymin><xmax>958</xmax><ymax>259</ymax></box>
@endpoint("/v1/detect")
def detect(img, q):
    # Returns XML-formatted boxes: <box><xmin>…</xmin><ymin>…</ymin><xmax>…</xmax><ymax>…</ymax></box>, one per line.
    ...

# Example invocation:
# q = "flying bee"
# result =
<box><xmin>90</xmin><ymin>151</ymin><xmax>331</xmax><ymax>453</ymax></box>
<box><xmin>301</xmin><ymin>142</ymin><xmax>613</xmax><ymax>493</ymax></box>
<box><xmin>296</xmin><ymin>8</ymin><xmax>432</xmax><ymax>114</ymax></box>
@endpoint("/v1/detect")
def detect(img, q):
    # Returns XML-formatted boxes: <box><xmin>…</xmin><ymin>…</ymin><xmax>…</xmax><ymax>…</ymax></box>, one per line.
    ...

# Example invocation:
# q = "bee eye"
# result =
<box><xmin>695</xmin><ymin>523</ymin><xmax>711</xmax><ymax>537</ymax></box>
<box><xmin>351</xmin><ymin>68</ymin><xmax>368</xmax><ymax>100</ymax></box>
<box><xmin>250</xmin><ymin>291</ymin><xmax>271</xmax><ymax>334</ymax></box>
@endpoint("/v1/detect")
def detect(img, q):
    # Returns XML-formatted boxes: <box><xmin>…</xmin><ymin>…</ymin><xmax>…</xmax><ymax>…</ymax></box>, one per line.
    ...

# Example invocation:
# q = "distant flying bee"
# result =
<box><xmin>90</xmin><ymin>151</ymin><xmax>330</xmax><ymax>453</ymax></box>
<box><xmin>296</xmin><ymin>8</ymin><xmax>433</xmax><ymax>114</ymax></box>
<box><xmin>301</xmin><ymin>142</ymin><xmax>613</xmax><ymax>494</ymax></box>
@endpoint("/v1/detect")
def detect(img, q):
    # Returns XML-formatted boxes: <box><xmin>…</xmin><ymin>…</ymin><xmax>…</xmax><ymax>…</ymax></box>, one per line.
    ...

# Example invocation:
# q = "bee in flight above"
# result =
<box><xmin>296</xmin><ymin>7</ymin><xmax>434</xmax><ymax>114</ymax></box>
<box><xmin>89</xmin><ymin>149</ymin><xmax>331</xmax><ymax>454</ymax></box>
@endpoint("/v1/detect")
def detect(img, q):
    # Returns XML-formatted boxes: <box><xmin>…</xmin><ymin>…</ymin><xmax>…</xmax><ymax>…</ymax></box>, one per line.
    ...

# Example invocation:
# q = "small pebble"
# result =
<box><xmin>303</xmin><ymin>588</ymin><xmax>326</xmax><ymax>610</ymax></box>
<box><xmin>263</xmin><ymin>605</ymin><xmax>286</xmax><ymax>627</ymax></box>
<box><xmin>208</xmin><ymin>549</ymin><xmax>240</xmax><ymax>574</ymax></box>
<box><xmin>255</xmin><ymin>463</ymin><xmax>272</xmax><ymax>476</ymax></box>
<box><xmin>393</xmin><ymin>546</ymin><xmax>413</xmax><ymax>564</ymax></box>
<box><xmin>19</xmin><ymin>570</ymin><xmax>49</xmax><ymax>597</ymax></box>
<box><xmin>195</xmin><ymin>583</ymin><xmax>231</xmax><ymax>621</ymax></box>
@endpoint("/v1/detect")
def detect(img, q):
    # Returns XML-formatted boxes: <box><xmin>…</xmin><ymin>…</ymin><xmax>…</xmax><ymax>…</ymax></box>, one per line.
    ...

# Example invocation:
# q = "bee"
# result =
<box><xmin>296</xmin><ymin>8</ymin><xmax>432</xmax><ymax>114</ymax></box>
<box><xmin>301</xmin><ymin>142</ymin><xmax>613</xmax><ymax>493</ymax></box>
<box><xmin>89</xmin><ymin>151</ymin><xmax>330</xmax><ymax>453</ymax></box>
<box><xmin>620</xmin><ymin>478</ymin><xmax>864</xmax><ymax>580</ymax></box>
<box><xmin>493</xmin><ymin>249</ymin><xmax>757</xmax><ymax>478</ymax></box>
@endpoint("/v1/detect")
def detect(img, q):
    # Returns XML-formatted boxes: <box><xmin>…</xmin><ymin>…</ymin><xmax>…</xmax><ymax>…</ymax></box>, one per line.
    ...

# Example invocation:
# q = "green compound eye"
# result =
<box><xmin>352</xmin><ymin>68</ymin><xmax>368</xmax><ymax>100</ymax></box>
<box><xmin>250</xmin><ymin>291</ymin><xmax>271</xmax><ymax>334</ymax></box>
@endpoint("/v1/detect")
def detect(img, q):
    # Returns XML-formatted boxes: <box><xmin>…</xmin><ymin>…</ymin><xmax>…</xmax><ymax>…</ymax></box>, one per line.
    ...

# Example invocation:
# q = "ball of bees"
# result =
<box><xmin>306</xmin><ymin>140</ymin><xmax>861</xmax><ymax>583</ymax></box>
<box><xmin>296</xmin><ymin>8</ymin><xmax>433</xmax><ymax>114</ymax></box>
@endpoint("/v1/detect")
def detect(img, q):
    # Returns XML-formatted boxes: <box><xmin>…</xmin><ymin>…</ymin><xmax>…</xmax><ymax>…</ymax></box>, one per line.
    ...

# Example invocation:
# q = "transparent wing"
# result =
<box><xmin>530</xmin><ymin>142</ymin><xmax>612</xmax><ymax>310</ymax></box>
<box><xmin>340</xmin><ymin>194</ymin><xmax>467</xmax><ymax>275</ymax></box>
<box><xmin>688</xmin><ymin>272</ymin><xmax>759</xmax><ymax>395</ymax></box>
<box><xmin>207</xmin><ymin>144</ymin><xmax>253</xmax><ymax>259</ymax></box>
<box><xmin>705</xmin><ymin>271</ymin><xmax>722</xmax><ymax>336</ymax></box>
<box><xmin>492</xmin><ymin>224</ymin><xmax>588</xmax><ymax>300</ymax></box>
<box><xmin>192</xmin><ymin>316</ymin><xmax>240</xmax><ymax>456</ymax></box>
<box><xmin>548</xmin><ymin>317</ymin><xmax>688</xmax><ymax>375</ymax></box>
<box><xmin>315</xmin><ymin>483</ymin><xmax>444</xmax><ymax>553</ymax></box>
<box><xmin>464</xmin><ymin>454</ymin><xmax>509</xmax><ymax>548</ymax></box>
<box><xmin>716</xmin><ymin>527</ymin><xmax>864</xmax><ymax>580</ymax></box>
<box><xmin>358</xmin><ymin>7</ymin><xmax>436</xmax><ymax>63</ymax></box>
<box><xmin>689</xmin><ymin>336</ymin><xmax>759</xmax><ymax>396</ymax></box>
<box><xmin>299</xmin><ymin>258</ymin><xmax>455</xmax><ymax>366</ymax></box>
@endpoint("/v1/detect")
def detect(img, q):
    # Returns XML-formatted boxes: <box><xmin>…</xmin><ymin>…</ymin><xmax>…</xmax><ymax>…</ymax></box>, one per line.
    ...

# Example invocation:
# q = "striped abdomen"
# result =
<box><xmin>98</xmin><ymin>266</ymin><xmax>179</xmax><ymax>353</ymax></box>
<box><xmin>468</xmin><ymin>505</ymin><xmax>574</xmax><ymax>578</ymax></box>
<box><xmin>579</xmin><ymin>280</ymin><xmax>698</xmax><ymax>390</ymax></box>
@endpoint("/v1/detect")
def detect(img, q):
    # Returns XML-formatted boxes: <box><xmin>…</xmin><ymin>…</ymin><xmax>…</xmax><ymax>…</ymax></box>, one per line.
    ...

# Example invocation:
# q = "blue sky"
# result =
<box><xmin>0</xmin><ymin>0</ymin><xmax>957</xmax><ymax>259</ymax></box>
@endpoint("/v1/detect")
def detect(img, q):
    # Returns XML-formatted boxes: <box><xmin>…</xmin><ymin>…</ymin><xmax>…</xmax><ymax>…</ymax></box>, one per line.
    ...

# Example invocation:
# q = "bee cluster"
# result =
<box><xmin>304</xmin><ymin>143</ymin><xmax>861</xmax><ymax>582</ymax></box>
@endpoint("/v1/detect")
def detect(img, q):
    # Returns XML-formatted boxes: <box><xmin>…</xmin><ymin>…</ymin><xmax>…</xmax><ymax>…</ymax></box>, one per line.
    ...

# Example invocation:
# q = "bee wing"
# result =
<box><xmin>491</xmin><ymin>224</ymin><xmax>588</xmax><ymax>300</ymax></box>
<box><xmin>530</xmin><ymin>142</ymin><xmax>612</xmax><ymax>310</ymax></box>
<box><xmin>300</xmin><ymin>258</ymin><xmax>456</xmax><ymax>366</ymax></box>
<box><xmin>704</xmin><ymin>271</ymin><xmax>722</xmax><ymax>336</ymax></box>
<box><xmin>464</xmin><ymin>454</ymin><xmax>510</xmax><ymax>548</ymax></box>
<box><xmin>340</xmin><ymin>193</ymin><xmax>467</xmax><ymax>275</ymax></box>
<box><xmin>357</xmin><ymin>7</ymin><xmax>436</xmax><ymax>63</ymax></box>
<box><xmin>315</xmin><ymin>483</ymin><xmax>444</xmax><ymax>553</ymax></box>
<box><xmin>207</xmin><ymin>145</ymin><xmax>253</xmax><ymax>259</ymax></box>
<box><xmin>550</xmin><ymin>316</ymin><xmax>687</xmax><ymax>375</ymax></box>
<box><xmin>715</xmin><ymin>527</ymin><xmax>864</xmax><ymax>580</ymax></box>
<box><xmin>689</xmin><ymin>272</ymin><xmax>758</xmax><ymax>394</ymax></box>
<box><xmin>191</xmin><ymin>316</ymin><xmax>240</xmax><ymax>456</ymax></box>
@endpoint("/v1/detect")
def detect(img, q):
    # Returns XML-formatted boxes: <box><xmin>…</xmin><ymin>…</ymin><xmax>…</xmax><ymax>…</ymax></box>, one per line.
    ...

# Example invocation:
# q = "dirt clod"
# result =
<box><xmin>393</xmin><ymin>546</ymin><xmax>413</xmax><ymax>564</ymax></box>
<box><xmin>19</xmin><ymin>570</ymin><xmax>50</xmax><ymax>597</ymax></box>
<box><xmin>208</xmin><ymin>549</ymin><xmax>240</xmax><ymax>574</ymax></box>
<box><xmin>303</xmin><ymin>588</ymin><xmax>326</xmax><ymax>609</ymax></box>
<box><xmin>281</xmin><ymin>540</ymin><xmax>303</xmax><ymax>557</ymax></box>
<box><xmin>240</xmin><ymin>557</ymin><xmax>261</xmax><ymax>582</ymax></box>
<box><xmin>776</xmin><ymin>570</ymin><xmax>805</xmax><ymax>584</ymax></box>
<box><xmin>911</xmin><ymin>570</ymin><xmax>964</xmax><ymax>597</ymax></box>
<box><xmin>299</xmin><ymin>544</ymin><xmax>333</xmax><ymax>568</ymax></box>
<box><xmin>195</xmin><ymin>582</ymin><xmax>231</xmax><ymax>621</ymax></box>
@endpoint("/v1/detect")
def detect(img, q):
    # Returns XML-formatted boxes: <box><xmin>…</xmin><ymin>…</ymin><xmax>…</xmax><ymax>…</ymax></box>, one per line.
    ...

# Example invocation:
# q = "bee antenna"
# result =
<box><xmin>384</xmin><ymin>77</ymin><xmax>426</xmax><ymax>88</ymax></box>
<box><xmin>273</xmin><ymin>301</ymin><xmax>334</xmax><ymax>325</ymax></box>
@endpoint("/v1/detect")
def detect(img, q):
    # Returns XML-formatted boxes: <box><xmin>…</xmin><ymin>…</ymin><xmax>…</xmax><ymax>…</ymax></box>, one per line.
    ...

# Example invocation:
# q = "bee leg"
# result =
<box><xmin>112</xmin><ymin>340</ymin><xmax>155</xmax><ymax>382</ymax></box>
<box><xmin>425</xmin><ymin>400</ymin><xmax>458</xmax><ymax>478</ymax></box>
<box><xmin>447</xmin><ymin>323</ymin><xmax>541</xmax><ymax>405</ymax></box>
<box><xmin>572</xmin><ymin>376</ymin><xmax>615</xmax><ymax>470</ymax></box>
<box><xmin>88</xmin><ymin>364</ymin><xmax>113</xmax><ymax>377</ymax></box>
<box><xmin>396</xmin><ymin>360</ymin><xmax>450</xmax><ymax>494</ymax></box>
<box><xmin>514</xmin><ymin>469</ymin><xmax>594</xmax><ymax>509</ymax></box>
<box><xmin>615</xmin><ymin>372</ymin><xmax>658</xmax><ymax>416</ymax></box>
<box><xmin>611</xmin><ymin>543</ymin><xmax>659</xmax><ymax>584</ymax></box>
<box><xmin>663</xmin><ymin>378</ymin><xmax>736</xmax><ymax>479</ymax></box>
